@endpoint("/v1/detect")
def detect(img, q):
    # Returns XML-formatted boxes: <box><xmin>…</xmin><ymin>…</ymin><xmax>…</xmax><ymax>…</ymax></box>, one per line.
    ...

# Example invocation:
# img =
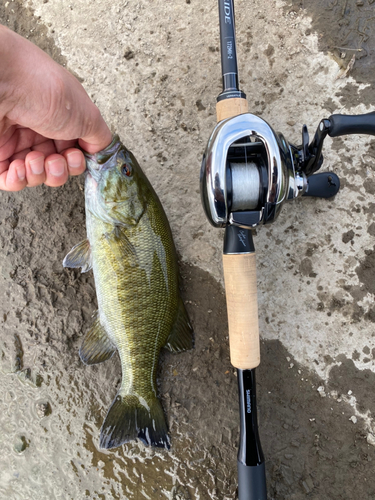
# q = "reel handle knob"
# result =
<box><xmin>329</xmin><ymin>112</ymin><xmax>375</xmax><ymax>137</ymax></box>
<box><xmin>303</xmin><ymin>172</ymin><xmax>340</xmax><ymax>198</ymax></box>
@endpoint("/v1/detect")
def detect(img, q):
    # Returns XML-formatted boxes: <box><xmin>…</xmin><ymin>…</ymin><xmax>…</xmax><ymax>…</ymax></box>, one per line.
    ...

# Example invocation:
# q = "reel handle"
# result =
<box><xmin>329</xmin><ymin>112</ymin><xmax>375</xmax><ymax>137</ymax></box>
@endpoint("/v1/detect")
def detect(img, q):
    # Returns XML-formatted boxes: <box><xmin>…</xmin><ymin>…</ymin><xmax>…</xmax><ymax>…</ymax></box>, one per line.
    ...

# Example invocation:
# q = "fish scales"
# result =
<box><xmin>87</xmin><ymin>202</ymin><xmax>178</xmax><ymax>395</ymax></box>
<box><xmin>63</xmin><ymin>135</ymin><xmax>193</xmax><ymax>449</ymax></box>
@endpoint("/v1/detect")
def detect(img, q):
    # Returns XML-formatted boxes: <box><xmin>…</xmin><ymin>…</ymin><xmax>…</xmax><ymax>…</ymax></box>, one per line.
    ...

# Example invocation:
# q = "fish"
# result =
<box><xmin>63</xmin><ymin>135</ymin><xmax>193</xmax><ymax>449</ymax></box>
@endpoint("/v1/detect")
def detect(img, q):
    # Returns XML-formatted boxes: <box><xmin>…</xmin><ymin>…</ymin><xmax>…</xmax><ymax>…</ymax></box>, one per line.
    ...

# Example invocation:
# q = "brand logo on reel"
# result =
<box><xmin>224</xmin><ymin>0</ymin><xmax>232</xmax><ymax>24</ymax></box>
<box><xmin>238</xmin><ymin>230</ymin><xmax>247</xmax><ymax>247</ymax></box>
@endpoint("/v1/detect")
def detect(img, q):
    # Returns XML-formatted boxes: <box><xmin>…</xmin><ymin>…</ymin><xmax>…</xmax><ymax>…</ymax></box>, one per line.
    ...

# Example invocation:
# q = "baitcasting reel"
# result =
<box><xmin>201</xmin><ymin>111</ymin><xmax>375</xmax><ymax>230</ymax></box>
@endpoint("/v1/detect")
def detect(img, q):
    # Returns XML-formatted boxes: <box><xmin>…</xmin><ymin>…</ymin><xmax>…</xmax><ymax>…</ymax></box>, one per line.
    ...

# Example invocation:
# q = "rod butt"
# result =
<box><xmin>237</xmin><ymin>461</ymin><xmax>267</xmax><ymax>500</ymax></box>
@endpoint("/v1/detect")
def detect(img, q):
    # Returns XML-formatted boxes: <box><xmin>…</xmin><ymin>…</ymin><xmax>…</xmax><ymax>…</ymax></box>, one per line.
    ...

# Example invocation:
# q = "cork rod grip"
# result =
<box><xmin>222</xmin><ymin>253</ymin><xmax>260</xmax><ymax>370</ymax></box>
<box><xmin>216</xmin><ymin>98</ymin><xmax>249</xmax><ymax>122</ymax></box>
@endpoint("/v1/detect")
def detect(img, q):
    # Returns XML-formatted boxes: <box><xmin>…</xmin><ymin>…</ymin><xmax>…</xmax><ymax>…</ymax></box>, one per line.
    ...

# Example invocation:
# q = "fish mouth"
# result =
<box><xmin>84</xmin><ymin>134</ymin><xmax>122</xmax><ymax>177</ymax></box>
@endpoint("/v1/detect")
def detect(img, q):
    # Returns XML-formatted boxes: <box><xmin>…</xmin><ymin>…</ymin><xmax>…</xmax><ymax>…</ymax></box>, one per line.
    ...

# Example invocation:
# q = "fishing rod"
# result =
<box><xmin>200</xmin><ymin>1</ymin><xmax>375</xmax><ymax>498</ymax></box>
<box><xmin>203</xmin><ymin>1</ymin><xmax>266</xmax><ymax>498</ymax></box>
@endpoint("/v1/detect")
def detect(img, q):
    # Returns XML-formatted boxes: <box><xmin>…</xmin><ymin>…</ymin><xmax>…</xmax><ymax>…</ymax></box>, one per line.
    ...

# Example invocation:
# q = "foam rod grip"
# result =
<box><xmin>222</xmin><ymin>253</ymin><xmax>260</xmax><ymax>370</ymax></box>
<box><xmin>216</xmin><ymin>98</ymin><xmax>249</xmax><ymax>122</ymax></box>
<box><xmin>238</xmin><ymin>462</ymin><xmax>267</xmax><ymax>500</ymax></box>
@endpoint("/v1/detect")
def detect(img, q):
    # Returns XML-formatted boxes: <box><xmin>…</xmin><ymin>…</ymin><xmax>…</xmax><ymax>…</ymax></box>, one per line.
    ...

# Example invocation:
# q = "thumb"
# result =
<box><xmin>77</xmin><ymin>109</ymin><xmax>113</xmax><ymax>154</ymax></box>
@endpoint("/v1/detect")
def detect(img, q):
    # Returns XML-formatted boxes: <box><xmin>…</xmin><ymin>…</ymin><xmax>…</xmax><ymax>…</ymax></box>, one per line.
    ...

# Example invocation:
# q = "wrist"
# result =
<box><xmin>0</xmin><ymin>26</ymin><xmax>14</xmax><ymax>103</ymax></box>
<box><xmin>0</xmin><ymin>26</ymin><xmax>27</xmax><ymax>113</ymax></box>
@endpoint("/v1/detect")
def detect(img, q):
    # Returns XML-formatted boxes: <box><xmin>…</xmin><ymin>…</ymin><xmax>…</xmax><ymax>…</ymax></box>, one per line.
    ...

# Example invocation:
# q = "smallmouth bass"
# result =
<box><xmin>63</xmin><ymin>135</ymin><xmax>193</xmax><ymax>449</ymax></box>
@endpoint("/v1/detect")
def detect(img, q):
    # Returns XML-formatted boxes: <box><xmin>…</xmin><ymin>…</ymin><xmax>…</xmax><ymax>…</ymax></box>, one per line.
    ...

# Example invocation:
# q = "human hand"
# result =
<box><xmin>0</xmin><ymin>26</ymin><xmax>112</xmax><ymax>191</ymax></box>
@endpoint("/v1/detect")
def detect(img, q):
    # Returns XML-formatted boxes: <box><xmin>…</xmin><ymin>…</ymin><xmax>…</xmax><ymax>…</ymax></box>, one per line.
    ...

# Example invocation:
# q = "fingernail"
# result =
<box><xmin>48</xmin><ymin>158</ymin><xmax>65</xmax><ymax>177</ymax></box>
<box><xmin>67</xmin><ymin>151</ymin><xmax>83</xmax><ymax>169</ymax></box>
<box><xmin>16</xmin><ymin>166</ymin><xmax>25</xmax><ymax>181</ymax></box>
<box><xmin>29</xmin><ymin>157</ymin><xmax>44</xmax><ymax>175</ymax></box>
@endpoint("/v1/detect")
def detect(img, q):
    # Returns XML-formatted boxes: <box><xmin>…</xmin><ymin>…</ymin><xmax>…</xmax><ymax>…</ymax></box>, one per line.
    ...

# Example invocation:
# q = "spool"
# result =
<box><xmin>230</xmin><ymin>162</ymin><xmax>260</xmax><ymax>211</ymax></box>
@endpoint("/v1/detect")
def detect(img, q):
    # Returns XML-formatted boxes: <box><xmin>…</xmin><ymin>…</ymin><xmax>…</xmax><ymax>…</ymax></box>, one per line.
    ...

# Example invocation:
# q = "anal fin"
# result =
<box><xmin>164</xmin><ymin>298</ymin><xmax>194</xmax><ymax>353</ymax></box>
<box><xmin>80</xmin><ymin>314</ymin><xmax>116</xmax><ymax>365</ymax></box>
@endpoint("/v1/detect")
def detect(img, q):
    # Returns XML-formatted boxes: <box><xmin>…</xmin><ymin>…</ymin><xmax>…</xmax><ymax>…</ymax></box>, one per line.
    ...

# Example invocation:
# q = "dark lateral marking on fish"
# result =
<box><xmin>63</xmin><ymin>239</ymin><xmax>92</xmax><ymax>273</ymax></box>
<box><xmin>79</xmin><ymin>314</ymin><xmax>116</xmax><ymax>365</ymax></box>
<box><xmin>100</xmin><ymin>393</ymin><xmax>170</xmax><ymax>450</ymax></box>
<box><xmin>164</xmin><ymin>297</ymin><xmax>194</xmax><ymax>353</ymax></box>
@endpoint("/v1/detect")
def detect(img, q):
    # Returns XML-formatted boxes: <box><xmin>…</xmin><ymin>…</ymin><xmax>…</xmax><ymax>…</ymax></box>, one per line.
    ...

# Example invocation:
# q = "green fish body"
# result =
<box><xmin>63</xmin><ymin>135</ymin><xmax>193</xmax><ymax>449</ymax></box>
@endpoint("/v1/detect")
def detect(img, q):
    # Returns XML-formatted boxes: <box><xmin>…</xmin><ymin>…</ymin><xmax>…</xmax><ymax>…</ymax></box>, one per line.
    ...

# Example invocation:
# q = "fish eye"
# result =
<box><xmin>122</xmin><ymin>163</ymin><xmax>132</xmax><ymax>177</ymax></box>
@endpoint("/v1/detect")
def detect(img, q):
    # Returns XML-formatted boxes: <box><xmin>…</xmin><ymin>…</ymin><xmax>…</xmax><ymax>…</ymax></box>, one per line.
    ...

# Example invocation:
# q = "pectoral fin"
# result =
<box><xmin>80</xmin><ymin>314</ymin><xmax>116</xmax><ymax>365</ymax></box>
<box><xmin>103</xmin><ymin>227</ymin><xmax>138</xmax><ymax>268</ymax></box>
<box><xmin>63</xmin><ymin>239</ymin><xmax>92</xmax><ymax>273</ymax></box>
<box><xmin>164</xmin><ymin>298</ymin><xmax>194</xmax><ymax>353</ymax></box>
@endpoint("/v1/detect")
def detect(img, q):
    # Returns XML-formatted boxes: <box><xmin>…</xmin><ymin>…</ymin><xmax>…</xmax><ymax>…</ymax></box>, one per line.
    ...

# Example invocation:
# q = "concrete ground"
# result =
<box><xmin>0</xmin><ymin>0</ymin><xmax>375</xmax><ymax>498</ymax></box>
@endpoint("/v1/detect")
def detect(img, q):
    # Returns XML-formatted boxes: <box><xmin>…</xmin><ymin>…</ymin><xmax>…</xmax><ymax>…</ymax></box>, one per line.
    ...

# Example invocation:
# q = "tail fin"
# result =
<box><xmin>99</xmin><ymin>394</ymin><xmax>170</xmax><ymax>450</ymax></box>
